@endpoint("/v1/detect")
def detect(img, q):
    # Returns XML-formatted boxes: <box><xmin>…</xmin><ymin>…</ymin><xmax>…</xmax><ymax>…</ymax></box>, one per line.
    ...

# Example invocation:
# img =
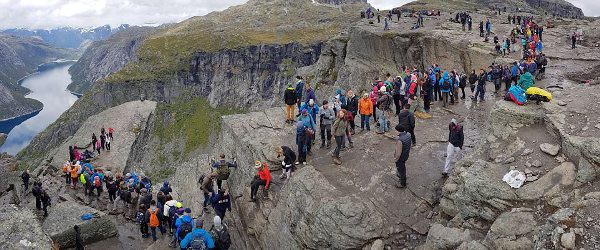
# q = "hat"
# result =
<box><xmin>125</xmin><ymin>173</ymin><xmax>131</xmax><ymax>178</ymax></box>
<box><xmin>302</xmin><ymin>109</ymin><xmax>308</xmax><ymax>115</ymax></box>
<box><xmin>451</xmin><ymin>118</ymin><xmax>457</xmax><ymax>124</ymax></box>
<box><xmin>309</xmin><ymin>99</ymin><xmax>314</xmax><ymax>105</ymax></box>
<box><xmin>379</xmin><ymin>86</ymin><xmax>387</xmax><ymax>92</ymax></box>
<box><xmin>363</xmin><ymin>93</ymin><xmax>369</xmax><ymax>97</ymax></box>
<box><xmin>213</xmin><ymin>215</ymin><xmax>222</xmax><ymax>228</ymax></box>
<box><xmin>184</xmin><ymin>208</ymin><xmax>191</xmax><ymax>214</ymax></box>
<box><xmin>176</xmin><ymin>202</ymin><xmax>183</xmax><ymax>208</ymax></box>
<box><xmin>195</xmin><ymin>218</ymin><xmax>204</xmax><ymax>228</ymax></box>
<box><xmin>254</xmin><ymin>161</ymin><xmax>262</xmax><ymax>169</ymax></box>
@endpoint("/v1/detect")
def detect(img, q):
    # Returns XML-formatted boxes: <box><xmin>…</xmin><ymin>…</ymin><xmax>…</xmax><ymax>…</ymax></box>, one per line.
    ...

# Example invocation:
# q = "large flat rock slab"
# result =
<box><xmin>49</xmin><ymin>100</ymin><xmax>156</xmax><ymax>173</ymax></box>
<box><xmin>42</xmin><ymin>201</ymin><xmax>117</xmax><ymax>248</ymax></box>
<box><xmin>0</xmin><ymin>205</ymin><xmax>52</xmax><ymax>249</ymax></box>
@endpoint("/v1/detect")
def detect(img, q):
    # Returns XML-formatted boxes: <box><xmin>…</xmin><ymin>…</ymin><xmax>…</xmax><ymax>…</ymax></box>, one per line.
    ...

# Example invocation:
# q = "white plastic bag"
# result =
<box><xmin>502</xmin><ymin>170</ymin><xmax>526</xmax><ymax>188</ymax></box>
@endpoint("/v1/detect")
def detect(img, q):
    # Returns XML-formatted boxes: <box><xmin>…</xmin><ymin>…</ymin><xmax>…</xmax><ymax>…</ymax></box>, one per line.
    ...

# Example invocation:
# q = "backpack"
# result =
<box><xmin>188</xmin><ymin>235</ymin><xmax>207</xmax><ymax>250</ymax></box>
<box><xmin>178</xmin><ymin>221</ymin><xmax>193</xmax><ymax>239</ymax></box>
<box><xmin>80</xmin><ymin>174</ymin><xmax>87</xmax><ymax>184</ymax></box>
<box><xmin>198</xmin><ymin>173</ymin><xmax>206</xmax><ymax>184</ymax></box>
<box><xmin>148</xmin><ymin>209</ymin><xmax>160</xmax><ymax>227</ymax></box>
<box><xmin>94</xmin><ymin>176</ymin><xmax>101</xmax><ymax>187</ymax></box>
<box><xmin>380</xmin><ymin>94</ymin><xmax>392</xmax><ymax>111</ymax></box>
<box><xmin>442</xmin><ymin>78</ymin><xmax>451</xmax><ymax>90</ymax></box>
<box><xmin>136</xmin><ymin>211</ymin><xmax>145</xmax><ymax>224</ymax></box>
<box><xmin>120</xmin><ymin>189</ymin><xmax>131</xmax><ymax>204</ymax></box>
<box><xmin>168</xmin><ymin>205</ymin><xmax>178</xmax><ymax>221</ymax></box>
<box><xmin>215</xmin><ymin>161</ymin><xmax>230</xmax><ymax>181</ymax></box>
<box><xmin>212</xmin><ymin>226</ymin><xmax>232</xmax><ymax>250</ymax></box>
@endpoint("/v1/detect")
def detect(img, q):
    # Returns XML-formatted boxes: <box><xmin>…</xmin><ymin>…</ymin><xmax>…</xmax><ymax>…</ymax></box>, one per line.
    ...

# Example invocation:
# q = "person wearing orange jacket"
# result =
<box><xmin>70</xmin><ymin>161</ymin><xmax>81</xmax><ymax>189</ymax></box>
<box><xmin>358</xmin><ymin>93</ymin><xmax>373</xmax><ymax>131</ymax></box>
<box><xmin>250</xmin><ymin>161</ymin><xmax>271</xmax><ymax>202</ymax></box>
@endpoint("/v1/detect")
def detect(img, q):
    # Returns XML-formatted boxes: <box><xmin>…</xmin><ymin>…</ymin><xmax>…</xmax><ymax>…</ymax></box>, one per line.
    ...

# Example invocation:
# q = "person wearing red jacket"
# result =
<box><xmin>250</xmin><ymin>161</ymin><xmax>271</xmax><ymax>202</ymax></box>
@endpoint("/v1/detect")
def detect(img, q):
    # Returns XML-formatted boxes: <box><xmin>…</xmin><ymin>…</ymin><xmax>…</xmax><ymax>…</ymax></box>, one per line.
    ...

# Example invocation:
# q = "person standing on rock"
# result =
<box><xmin>358</xmin><ymin>93</ymin><xmax>373</xmax><ymax>132</ymax></box>
<box><xmin>200</xmin><ymin>172</ymin><xmax>217</xmax><ymax>213</ymax></box>
<box><xmin>443</xmin><ymin>119</ymin><xmax>464</xmax><ymax>176</ymax></box>
<box><xmin>479</xmin><ymin>21</ymin><xmax>484</xmax><ymax>37</ymax></box>
<box><xmin>70</xmin><ymin>162</ymin><xmax>80</xmax><ymax>189</ymax></box>
<box><xmin>160</xmin><ymin>181</ymin><xmax>172</xmax><ymax>196</ymax></box>
<box><xmin>210</xmin><ymin>215</ymin><xmax>232</xmax><ymax>250</ymax></box>
<box><xmin>91</xmin><ymin>133</ymin><xmax>98</xmax><ymax>152</ymax></box>
<box><xmin>468</xmin><ymin>69</ymin><xmax>477</xmax><ymax>98</ymax></box>
<box><xmin>179</xmin><ymin>218</ymin><xmax>215</xmax><ymax>250</ymax></box>
<box><xmin>319</xmin><ymin>100</ymin><xmax>334</xmax><ymax>149</ymax></box>
<box><xmin>277</xmin><ymin>145</ymin><xmax>296</xmax><ymax>180</ymax></box>
<box><xmin>295</xmin><ymin>76</ymin><xmax>305</xmax><ymax>115</ymax></box>
<box><xmin>473</xmin><ymin>69</ymin><xmax>487</xmax><ymax>102</ymax></box>
<box><xmin>295</xmin><ymin>120</ymin><xmax>309</xmax><ymax>165</ymax></box>
<box><xmin>398</xmin><ymin>104</ymin><xmax>416</xmax><ymax>145</ymax></box>
<box><xmin>284</xmin><ymin>83</ymin><xmax>297</xmax><ymax>124</ymax></box>
<box><xmin>571</xmin><ymin>32</ymin><xmax>577</xmax><ymax>49</ymax></box>
<box><xmin>40</xmin><ymin>190</ymin><xmax>51</xmax><ymax>216</ymax></box>
<box><xmin>62</xmin><ymin>161</ymin><xmax>72</xmax><ymax>185</ymax></box>
<box><xmin>394</xmin><ymin>124</ymin><xmax>412</xmax><ymax>188</ymax></box>
<box><xmin>105</xmin><ymin>134</ymin><xmax>111</xmax><ymax>151</ymax></box>
<box><xmin>439</xmin><ymin>71</ymin><xmax>453</xmax><ymax>108</ymax></box>
<box><xmin>108</xmin><ymin>127</ymin><xmax>114</xmax><ymax>141</ymax></box>
<box><xmin>332</xmin><ymin>110</ymin><xmax>347</xmax><ymax>165</ymax></box>
<box><xmin>212</xmin><ymin>154</ymin><xmax>238</xmax><ymax>190</ymax></box>
<box><xmin>100</xmin><ymin>133</ymin><xmax>106</xmax><ymax>151</ymax></box>
<box><xmin>298</xmin><ymin>108</ymin><xmax>316</xmax><ymax>155</ymax></box>
<box><xmin>250</xmin><ymin>161</ymin><xmax>271</xmax><ymax>202</ymax></box>
<box><xmin>211</xmin><ymin>188</ymin><xmax>231</xmax><ymax>220</ymax></box>
<box><xmin>145</xmin><ymin>200</ymin><xmax>163</xmax><ymax>241</ymax></box>
<box><xmin>375</xmin><ymin>87</ymin><xmax>391</xmax><ymax>134</ymax></box>
<box><xmin>31</xmin><ymin>181</ymin><xmax>42</xmax><ymax>210</ymax></box>
<box><xmin>21</xmin><ymin>170</ymin><xmax>30</xmax><ymax>192</ymax></box>
<box><xmin>346</xmin><ymin>90</ymin><xmax>359</xmax><ymax>132</ymax></box>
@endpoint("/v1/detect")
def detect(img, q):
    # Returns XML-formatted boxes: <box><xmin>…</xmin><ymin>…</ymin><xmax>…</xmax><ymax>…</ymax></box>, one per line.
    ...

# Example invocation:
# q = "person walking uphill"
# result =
<box><xmin>358</xmin><ymin>93</ymin><xmax>373</xmax><ymax>131</ymax></box>
<box><xmin>284</xmin><ymin>83</ymin><xmax>297</xmax><ymax>124</ymax></box>
<box><xmin>250</xmin><ymin>161</ymin><xmax>271</xmax><ymax>202</ymax></box>
<box><xmin>179</xmin><ymin>219</ymin><xmax>215</xmax><ymax>250</ymax></box>
<box><xmin>294</xmin><ymin>76</ymin><xmax>305</xmax><ymax>114</ymax></box>
<box><xmin>199</xmin><ymin>172</ymin><xmax>217</xmax><ymax>213</ymax></box>
<box><xmin>21</xmin><ymin>170</ymin><xmax>30</xmax><ymax>191</ymax></box>
<box><xmin>439</xmin><ymin>71</ymin><xmax>453</xmax><ymax>108</ymax></box>
<box><xmin>295</xmin><ymin>120</ymin><xmax>310</xmax><ymax>165</ymax></box>
<box><xmin>332</xmin><ymin>110</ymin><xmax>347</xmax><ymax>165</ymax></box>
<box><xmin>211</xmin><ymin>154</ymin><xmax>237</xmax><ymax>190</ymax></box>
<box><xmin>443</xmin><ymin>119</ymin><xmax>464</xmax><ymax>176</ymax></box>
<box><xmin>394</xmin><ymin>124</ymin><xmax>412</xmax><ymax>188</ymax></box>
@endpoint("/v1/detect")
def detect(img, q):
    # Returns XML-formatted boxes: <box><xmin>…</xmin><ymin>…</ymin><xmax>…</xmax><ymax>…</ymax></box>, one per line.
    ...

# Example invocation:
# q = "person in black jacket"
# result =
<box><xmin>21</xmin><ymin>170</ymin><xmax>30</xmax><ymax>191</ymax></box>
<box><xmin>473</xmin><ymin>69</ymin><xmax>487</xmax><ymax>102</ymax></box>
<box><xmin>276</xmin><ymin>146</ymin><xmax>296</xmax><ymax>180</ymax></box>
<box><xmin>345</xmin><ymin>90</ymin><xmax>359</xmax><ymax>132</ymax></box>
<box><xmin>284</xmin><ymin>83</ymin><xmax>297</xmax><ymax>124</ymax></box>
<box><xmin>31</xmin><ymin>181</ymin><xmax>43</xmax><ymax>210</ymax></box>
<box><xmin>468</xmin><ymin>70</ymin><xmax>477</xmax><ymax>97</ymax></box>
<box><xmin>397</xmin><ymin>104</ymin><xmax>416</xmax><ymax>144</ymax></box>
<box><xmin>40</xmin><ymin>190</ymin><xmax>51</xmax><ymax>216</ymax></box>
<box><xmin>443</xmin><ymin>119</ymin><xmax>464</xmax><ymax>176</ymax></box>
<box><xmin>74</xmin><ymin>225</ymin><xmax>84</xmax><ymax>250</ymax></box>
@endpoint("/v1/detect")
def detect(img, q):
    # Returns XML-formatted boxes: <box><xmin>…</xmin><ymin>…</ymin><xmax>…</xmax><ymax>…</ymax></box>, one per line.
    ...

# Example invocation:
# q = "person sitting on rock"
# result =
<box><xmin>250</xmin><ymin>161</ymin><xmax>271</xmax><ymax>202</ymax></box>
<box><xmin>276</xmin><ymin>146</ymin><xmax>296</xmax><ymax>180</ymax></box>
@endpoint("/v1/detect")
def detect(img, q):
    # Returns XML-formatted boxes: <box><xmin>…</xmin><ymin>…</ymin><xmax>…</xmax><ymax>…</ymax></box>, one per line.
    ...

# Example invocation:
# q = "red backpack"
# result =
<box><xmin>94</xmin><ymin>176</ymin><xmax>101</xmax><ymax>187</ymax></box>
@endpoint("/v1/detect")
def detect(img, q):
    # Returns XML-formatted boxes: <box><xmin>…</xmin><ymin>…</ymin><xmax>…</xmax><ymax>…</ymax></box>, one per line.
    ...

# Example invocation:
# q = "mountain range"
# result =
<box><xmin>2</xmin><ymin>24</ymin><xmax>131</xmax><ymax>49</ymax></box>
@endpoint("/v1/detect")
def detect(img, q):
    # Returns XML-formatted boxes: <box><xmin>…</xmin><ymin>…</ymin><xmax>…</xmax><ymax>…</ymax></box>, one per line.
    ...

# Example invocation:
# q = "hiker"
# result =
<box><xmin>294</xmin><ymin>76</ymin><xmax>305</xmax><ymax>113</ymax></box>
<box><xmin>571</xmin><ymin>33</ymin><xmax>576</xmax><ymax>49</ymax></box>
<box><xmin>369</xmin><ymin>86</ymin><xmax>379</xmax><ymax>123</ymax></box>
<box><xmin>107</xmin><ymin>177</ymin><xmax>118</xmax><ymax>202</ymax></box>
<box><xmin>250</xmin><ymin>161</ymin><xmax>271</xmax><ymax>202</ymax></box>
<box><xmin>479</xmin><ymin>21</ymin><xmax>484</xmax><ymax>37</ymax></box>
<box><xmin>304</xmin><ymin>84</ymin><xmax>316</xmax><ymax>105</ymax></box>
<box><xmin>211</xmin><ymin>154</ymin><xmax>238</xmax><ymax>190</ymax></box>
<box><xmin>175</xmin><ymin>208</ymin><xmax>194</xmax><ymax>244</ymax></box>
<box><xmin>108</xmin><ymin>127</ymin><xmax>114</xmax><ymax>140</ymax></box>
<box><xmin>62</xmin><ymin>161</ymin><xmax>72</xmax><ymax>185</ymax></box>
<box><xmin>96</xmin><ymin>139</ymin><xmax>101</xmax><ymax>155</ymax></box>
<box><xmin>344</xmin><ymin>108</ymin><xmax>354</xmax><ymax>148</ymax></box>
<box><xmin>21</xmin><ymin>170</ymin><xmax>30</xmax><ymax>191</ymax></box>
<box><xmin>439</xmin><ymin>71</ymin><xmax>453</xmax><ymax>107</ymax></box>
<box><xmin>296</xmin><ymin>120</ymin><xmax>310</xmax><ymax>165</ymax></box>
<box><xmin>200</xmin><ymin>172</ymin><xmax>217</xmax><ymax>213</ymax></box>
<box><xmin>358</xmin><ymin>93</ymin><xmax>373</xmax><ymax>132</ymax></box>
<box><xmin>332</xmin><ymin>109</ymin><xmax>347</xmax><ymax>165</ymax></box>
<box><xmin>40</xmin><ymin>190</ymin><xmax>51</xmax><ymax>216</ymax></box>
<box><xmin>276</xmin><ymin>146</ymin><xmax>296</xmax><ymax>180</ymax></box>
<box><xmin>397</xmin><ymin>104</ymin><xmax>416</xmax><ymax>145</ymax></box>
<box><xmin>392</xmin><ymin>76</ymin><xmax>404</xmax><ymax>115</ymax></box>
<box><xmin>468</xmin><ymin>70</ymin><xmax>477</xmax><ymax>97</ymax></box>
<box><xmin>298</xmin><ymin>108</ymin><xmax>316</xmax><ymax>155</ymax></box>
<box><xmin>473</xmin><ymin>69</ymin><xmax>487</xmax><ymax>102</ymax></box>
<box><xmin>139</xmin><ymin>204</ymin><xmax>149</xmax><ymax>238</ymax></box>
<box><xmin>394</xmin><ymin>124</ymin><xmax>412</xmax><ymax>188</ymax></box>
<box><xmin>485</xmin><ymin>19</ymin><xmax>491</xmax><ymax>36</ymax></box>
<box><xmin>74</xmin><ymin>225</ymin><xmax>84</xmax><ymax>250</ymax></box>
<box><xmin>92</xmin><ymin>133</ymin><xmax>97</xmax><ymax>151</ymax></box>
<box><xmin>210</xmin><ymin>216</ymin><xmax>232</xmax><ymax>250</ymax></box>
<box><xmin>346</xmin><ymin>90</ymin><xmax>358</xmax><ymax>132</ymax></box>
<box><xmin>105</xmin><ymin>135</ymin><xmax>111</xmax><ymax>151</ymax></box>
<box><xmin>503</xmin><ymin>65</ymin><xmax>512</xmax><ymax>92</ymax></box>
<box><xmin>139</xmin><ymin>188</ymin><xmax>152</xmax><ymax>209</ymax></box>
<box><xmin>284</xmin><ymin>83</ymin><xmax>297</xmax><ymax>124</ymax></box>
<box><xmin>163</xmin><ymin>196</ymin><xmax>178</xmax><ymax>235</ymax></box>
<box><xmin>69</xmin><ymin>146</ymin><xmax>75</xmax><ymax>162</ymax></box>
<box><xmin>145</xmin><ymin>200</ymin><xmax>164</xmax><ymax>241</ymax></box>
<box><xmin>376</xmin><ymin>87</ymin><xmax>391</xmax><ymax>134</ymax></box>
<box><xmin>179</xmin><ymin>219</ymin><xmax>215</xmax><ymax>250</ymax></box>
<box><xmin>160</xmin><ymin>181</ymin><xmax>172</xmax><ymax>195</ymax></box>
<box><xmin>91</xmin><ymin>170</ymin><xmax>103</xmax><ymax>197</ymax></box>
<box><xmin>70</xmin><ymin>161</ymin><xmax>80</xmax><ymax>189</ymax></box>
<box><xmin>443</xmin><ymin>119</ymin><xmax>464</xmax><ymax>177</ymax></box>
<box><xmin>384</xmin><ymin>17</ymin><xmax>389</xmax><ymax>30</ymax></box>
<box><xmin>319</xmin><ymin>100</ymin><xmax>335</xmax><ymax>149</ymax></box>
<box><xmin>423</xmin><ymin>72</ymin><xmax>433</xmax><ymax>112</ymax></box>
<box><xmin>300</xmin><ymin>99</ymin><xmax>319</xmax><ymax>128</ymax></box>
<box><xmin>492</xmin><ymin>64</ymin><xmax>502</xmax><ymax>95</ymax></box>
<box><xmin>211</xmin><ymin>189</ymin><xmax>231</xmax><ymax>220</ymax></box>
<box><xmin>100</xmin><ymin>133</ymin><xmax>106</xmax><ymax>150</ymax></box>
<box><xmin>32</xmin><ymin>182</ymin><xmax>42</xmax><ymax>210</ymax></box>
<box><xmin>517</xmin><ymin>71</ymin><xmax>534</xmax><ymax>90</ymax></box>
<box><xmin>458</xmin><ymin>72</ymin><xmax>467</xmax><ymax>99</ymax></box>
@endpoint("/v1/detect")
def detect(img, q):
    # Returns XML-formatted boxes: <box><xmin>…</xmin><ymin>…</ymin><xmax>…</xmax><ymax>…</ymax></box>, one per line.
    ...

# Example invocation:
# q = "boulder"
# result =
<box><xmin>575</xmin><ymin>157</ymin><xmax>598</xmax><ymax>186</ymax></box>
<box><xmin>42</xmin><ymin>201</ymin><xmax>117</xmax><ymax>248</ymax></box>
<box><xmin>0</xmin><ymin>133</ymin><xmax>6</xmax><ymax>148</ymax></box>
<box><xmin>425</xmin><ymin>224</ymin><xmax>474</xmax><ymax>249</ymax></box>
<box><xmin>517</xmin><ymin>162</ymin><xmax>576</xmax><ymax>200</ymax></box>
<box><xmin>560</xmin><ymin>232</ymin><xmax>576</xmax><ymax>249</ymax></box>
<box><xmin>0</xmin><ymin>205</ymin><xmax>52</xmax><ymax>250</ymax></box>
<box><xmin>539</xmin><ymin>143</ymin><xmax>560</xmax><ymax>156</ymax></box>
<box><xmin>370</xmin><ymin>239</ymin><xmax>384</xmax><ymax>250</ymax></box>
<box><xmin>487</xmin><ymin>210</ymin><xmax>537</xmax><ymax>249</ymax></box>
<box><xmin>457</xmin><ymin>241</ymin><xmax>488</xmax><ymax>250</ymax></box>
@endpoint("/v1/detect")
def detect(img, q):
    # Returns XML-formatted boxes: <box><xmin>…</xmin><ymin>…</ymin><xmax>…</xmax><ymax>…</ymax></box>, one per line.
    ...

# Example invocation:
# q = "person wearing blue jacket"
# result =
<box><xmin>300</xmin><ymin>100</ymin><xmax>319</xmax><ymax>126</ymax></box>
<box><xmin>160</xmin><ymin>181</ymin><xmax>172</xmax><ymax>195</ymax></box>
<box><xmin>211</xmin><ymin>189</ymin><xmax>231</xmax><ymax>220</ymax></box>
<box><xmin>304</xmin><ymin>84</ymin><xmax>316</xmax><ymax>105</ymax></box>
<box><xmin>298</xmin><ymin>109</ymin><xmax>316</xmax><ymax>157</ymax></box>
<box><xmin>175</xmin><ymin>208</ymin><xmax>194</xmax><ymax>242</ymax></box>
<box><xmin>180</xmin><ymin>219</ymin><xmax>215</xmax><ymax>250</ymax></box>
<box><xmin>511</xmin><ymin>62</ymin><xmax>519</xmax><ymax>84</ymax></box>
<box><xmin>439</xmin><ymin>71</ymin><xmax>453</xmax><ymax>107</ymax></box>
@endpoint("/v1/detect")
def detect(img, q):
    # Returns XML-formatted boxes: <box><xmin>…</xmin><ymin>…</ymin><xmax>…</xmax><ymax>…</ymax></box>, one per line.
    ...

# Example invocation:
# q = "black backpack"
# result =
<box><xmin>120</xmin><ymin>189</ymin><xmax>131</xmax><ymax>204</ymax></box>
<box><xmin>215</xmin><ymin>161</ymin><xmax>230</xmax><ymax>181</ymax></box>
<box><xmin>188</xmin><ymin>235</ymin><xmax>207</xmax><ymax>250</ymax></box>
<box><xmin>212</xmin><ymin>225</ymin><xmax>232</xmax><ymax>250</ymax></box>
<box><xmin>442</xmin><ymin>78</ymin><xmax>452</xmax><ymax>90</ymax></box>
<box><xmin>178</xmin><ymin>222</ymin><xmax>193</xmax><ymax>239</ymax></box>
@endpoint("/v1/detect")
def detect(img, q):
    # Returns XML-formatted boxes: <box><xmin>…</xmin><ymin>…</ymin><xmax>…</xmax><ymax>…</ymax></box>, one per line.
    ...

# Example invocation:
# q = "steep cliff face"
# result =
<box><xmin>401</xmin><ymin>0</ymin><xmax>584</xmax><ymax>18</ymax></box>
<box><xmin>67</xmin><ymin>26</ymin><xmax>155</xmax><ymax>94</ymax></box>
<box><xmin>0</xmin><ymin>35</ymin><xmax>69</xmax><ymax>120</ymax></box>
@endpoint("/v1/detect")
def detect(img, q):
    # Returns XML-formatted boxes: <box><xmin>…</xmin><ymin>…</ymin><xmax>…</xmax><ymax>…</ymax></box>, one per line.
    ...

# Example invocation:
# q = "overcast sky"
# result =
<box><xmin>0</xmin><ymin>0</ymin><xmax>597</xmax><ymax>29</ymax></box>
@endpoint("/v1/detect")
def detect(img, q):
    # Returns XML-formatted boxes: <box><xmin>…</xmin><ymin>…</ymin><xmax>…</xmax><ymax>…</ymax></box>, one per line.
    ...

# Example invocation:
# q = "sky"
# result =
<box><xmin>0</xmin><ymin>0</ymin><xmax>597</xmax><ymax>29</ymax></box>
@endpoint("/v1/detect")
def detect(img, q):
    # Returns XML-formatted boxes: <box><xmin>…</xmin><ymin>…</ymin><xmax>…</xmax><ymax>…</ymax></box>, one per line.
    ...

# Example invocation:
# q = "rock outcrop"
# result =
<box><xmin>0</xmin><ymin>133</ymin><xmax>6</xmax><ymax>147</ymax></box>
<box><xmin>68</xmin><ymin>26</ymin><xmax>155</xmax><ymax>94</ymax></box>
<box><xmin>42</xmin><ymin>201</ymin><xmax>118</xmax><ymax>248</ymax></box>
<box><xmin>0</xmin><ymin>205</ymin><xmax>53</xmax><ymax>249</ymax></box>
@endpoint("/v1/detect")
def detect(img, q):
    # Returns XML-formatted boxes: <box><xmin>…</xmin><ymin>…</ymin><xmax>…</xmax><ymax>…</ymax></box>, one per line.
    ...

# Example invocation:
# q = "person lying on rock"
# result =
<box><xmin>250</xmin><ymin>161</ymin><xmax>271</xmax><ymax>202</ymax></box>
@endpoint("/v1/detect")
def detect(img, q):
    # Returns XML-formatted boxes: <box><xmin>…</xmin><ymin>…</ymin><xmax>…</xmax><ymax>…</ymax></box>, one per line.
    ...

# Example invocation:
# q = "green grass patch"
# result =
<box><xmin>153</xmin><ymin>97</ymin><xmax>241</xmax><ymax>155</ymax></box>
<box><xmin>148</xmin><ymin>167</ymin><xmax>176</xmax><ymax>184</ymax></box>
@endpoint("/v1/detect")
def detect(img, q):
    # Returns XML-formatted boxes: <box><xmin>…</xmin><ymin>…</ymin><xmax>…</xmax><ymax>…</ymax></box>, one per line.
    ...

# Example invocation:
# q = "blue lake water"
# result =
<box><xmin>0</xmin><ymin>63</ymin><xmax>78</xmax><ymax>155</ymax></box>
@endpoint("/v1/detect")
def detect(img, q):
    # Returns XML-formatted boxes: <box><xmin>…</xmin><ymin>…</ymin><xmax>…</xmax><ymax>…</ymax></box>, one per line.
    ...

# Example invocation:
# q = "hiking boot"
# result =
<box><xmin>348</xmin><ymin>142</ymin><xmax>354</xmax><ymax>148</ymax></box>
<box><xmin>395</xmin><ymin>183</ymin><xmax>407</xmax><ymax>189</ymax></box>
<box><xmin>203</xmin><ymin>207</ymin><xmax>210</xmax><ymax>213</ymax></box>
<box><xmin>320</xmin><ymin>142</ymin><xmax>325</xmax><ymax>148</ymax></box>
<box><xmin>333</xmin><ymin>157</ymin><xmax>342</xmax><ymax>165</ymax></box>
<box><xmin>326</xmin><ymin>141</ymin><xmax>331</xmax><ymax>149</ymax></box>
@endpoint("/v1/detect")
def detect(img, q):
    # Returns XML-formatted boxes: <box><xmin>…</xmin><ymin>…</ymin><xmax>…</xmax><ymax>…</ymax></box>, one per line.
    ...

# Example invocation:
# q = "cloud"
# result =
<box><xmin>0</xmin><ymin>0</ymin><xmax>597</xmax><ymax>29</ymax></box>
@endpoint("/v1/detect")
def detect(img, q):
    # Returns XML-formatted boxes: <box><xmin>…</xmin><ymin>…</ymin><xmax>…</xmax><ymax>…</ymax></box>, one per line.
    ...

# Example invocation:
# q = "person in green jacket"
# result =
<box><xmin>332</xmin><ymin>110</ymin><xmax>348</xmax><ymax>165</ymax></box>
<box><xmin>517</xmin><ymin>71</ymin><xmax>535</xmax><ymax>90</ymax></box>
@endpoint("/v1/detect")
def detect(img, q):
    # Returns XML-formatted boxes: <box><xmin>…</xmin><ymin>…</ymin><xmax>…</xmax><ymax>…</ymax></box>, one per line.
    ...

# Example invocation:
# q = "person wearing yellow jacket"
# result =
<box><xmin>525</xmin><ymin>87</ymin><xmax>552</xmax><ymax>104</ymax></box>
